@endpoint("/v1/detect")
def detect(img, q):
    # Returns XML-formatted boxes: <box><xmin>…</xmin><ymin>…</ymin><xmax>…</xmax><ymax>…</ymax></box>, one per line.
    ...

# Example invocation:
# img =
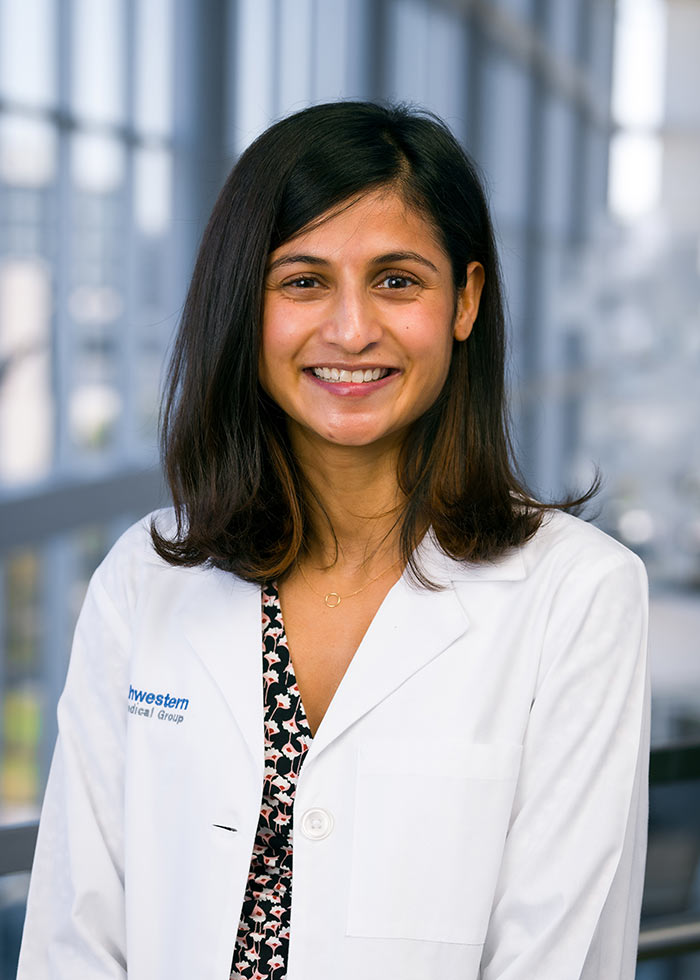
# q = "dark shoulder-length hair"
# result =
<box><xmin>152</xmin><ymin>100</ymin><xmax>595</xmax><ymax>582</ymax></box>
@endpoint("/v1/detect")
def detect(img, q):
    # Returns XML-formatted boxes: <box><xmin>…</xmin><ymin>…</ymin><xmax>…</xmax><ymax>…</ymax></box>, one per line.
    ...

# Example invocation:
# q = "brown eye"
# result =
<box><xmin>377</xmin><ymin>274</ymin><xmax>420</xmax><ymax>290</ymax></box>
<box><xmin>286</xmin><ymin>276</ymin><xmax>320</xmax><ymax>289</ymax></box>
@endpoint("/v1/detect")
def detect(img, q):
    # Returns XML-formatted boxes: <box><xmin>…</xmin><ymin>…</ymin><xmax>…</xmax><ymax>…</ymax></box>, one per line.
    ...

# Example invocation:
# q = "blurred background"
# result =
<box><xmin>0</xmin><ymin>0</ymin><xmax>698</xmax><ymax>975</ymax></box>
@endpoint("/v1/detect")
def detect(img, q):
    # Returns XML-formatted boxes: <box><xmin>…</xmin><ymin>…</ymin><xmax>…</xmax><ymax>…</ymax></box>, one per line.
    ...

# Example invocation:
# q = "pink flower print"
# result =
<box><xmin>265</xmin><ymin>720</ymin><xmax>279</xmax><ymax>736</ymax></box>
<box><xmin>273</xmin><ymin>812</ymin><xmax>291</xmax><ymax>827</ymax></box>
<box><xmin>251</xmin><ymin>906</ymin><xmax>266</xmax><ymax>922</ymax></box>
<box><xmin>270</xmin><ymin>905</ymin><xmax>284</xmax><ymax>919</ymax></box>
<box><xmin>262</xmin><ymin>669</ymin><xmax>278</xmax><ymax>684</ymax></box>
<box><xmin>281</xmin><ymin>743</ymin><xmax>299</xmax><ymax>759</ymax></box>
<box><xmin>272</xmin><ymin>775</ymin><xmax>290</xmax><ymax>790</ymax></box>
<box><xmin>265</xmin><ymin>748</ymin><xmax>282</xmax><ymax>763</ymax></box>
<box><xmin>282</xmin><ymin>718</ymin><xmax>299</xmax><ymax>734</ymax></box>
<box><xmin>269</xmin><ymin>955</ymin><xmax>285</xmax><ymax>970</ymax></box>
<box><xmin>244</xmin><ymin>948</ymin><xmax>258</xmax><ymax>961</ymax></box>
<box><xmin>253</xmin><ymin>972</ymin><xmax>268</xmax><ymax>980</ymax></box>
<box><xmin>250</xmin><ymin>932</ymin><xmax>264</xmax><ymax>943</ymax></box>
<box><xmin>261</xmin><ymin>611</ymin><xmax>271</xmax><ymax>628</ymax></box>
<box><xmin>264</xmin><ymin>650</ymin><xmax>281</xmax><ymax>665</ymax></box>
<box><xmin>297</xmin><ymin>734</ymin><xmax>311</xmax><ymax>750</ymax></box>
<box><xmin>289</xmin><ymin>682</ymin><xmax>300</xmax><ymax>694</ymax></box>
<box><xmin>276</xmin><ymin>791</ymin><xmax>293</xmax><ymax>806</ymax></box>
<box><xmin>257</xmin><ymin>874</ymin><xmax>271</xmax><ymax>885</ymax></box>
<box><xmin>266</xmin><ymin>937</ymin><xmax>282</xmax><ymax>951</ymax></box>
<box><xmin>275</xmin><ymin>693</ymin><xmax>291</xmax><ymax>710</ymax></box>
<box><xmin>279</xmin><ymin>927</ymin><xmax>291</xmax><ymax>940</ymax></box>
<box><xmin>259</xmin><ymin>805</ymin><xmax>273</xmax><ymax>821</ymax></box>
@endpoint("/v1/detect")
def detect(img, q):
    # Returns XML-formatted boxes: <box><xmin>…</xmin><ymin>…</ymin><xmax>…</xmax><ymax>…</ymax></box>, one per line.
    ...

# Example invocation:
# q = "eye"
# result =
<box><xmin>376</xmin><ymin>273</ymin><xmax>420</xmax><ymax>290</ymax></box>
<box><xmin>284</xmin><ymin>275</ymin><xmax>322</xmax><ymax>289</ymax></box>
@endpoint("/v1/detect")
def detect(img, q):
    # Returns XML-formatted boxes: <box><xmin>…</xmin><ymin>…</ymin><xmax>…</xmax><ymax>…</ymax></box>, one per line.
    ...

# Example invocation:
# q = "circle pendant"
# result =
<box><xmin>324</xmin><ymin>592</ymin><xmax>341</xmax><ymax>608</ymax></box>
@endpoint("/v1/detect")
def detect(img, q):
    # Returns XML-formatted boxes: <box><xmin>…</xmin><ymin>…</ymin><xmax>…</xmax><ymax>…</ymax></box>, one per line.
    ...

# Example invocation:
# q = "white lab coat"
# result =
<box><xmin>18</xmin><ymin>508</ymin><xmax>649</xmax><ymax>980</ymax></box>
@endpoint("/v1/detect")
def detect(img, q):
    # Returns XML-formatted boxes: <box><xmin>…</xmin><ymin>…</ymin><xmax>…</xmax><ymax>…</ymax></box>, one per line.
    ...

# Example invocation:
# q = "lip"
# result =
<box><xmin>304</xmin><ymin>367</ymin><xmax>399</xmax><ymax>396</ymax></box>
<box><xmin>305</xmin><ymin>364</ymin><xmax>395</xmax><ymax>372</ymax></box>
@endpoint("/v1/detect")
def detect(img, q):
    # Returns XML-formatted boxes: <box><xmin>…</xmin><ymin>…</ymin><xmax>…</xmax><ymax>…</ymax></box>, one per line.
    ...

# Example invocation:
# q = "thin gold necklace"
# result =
<box><xmin>297</xmin><ymin>558</ymin><xmax>401</xmax><ymax>608</ymax></box>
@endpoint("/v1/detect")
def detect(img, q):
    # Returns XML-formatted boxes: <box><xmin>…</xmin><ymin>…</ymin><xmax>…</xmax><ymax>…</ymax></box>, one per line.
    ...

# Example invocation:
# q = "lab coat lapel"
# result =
<box><xmin>178</xmin><ymin>567</ymin><xmax>264</xmax><ymax>775</ymax></box>
<box><xmin>307</xmin><ymin>559</ymin><xmax>468</xmax><ymax>760</ymax></box>
<box><xmin>307</xmin><ymin>536</ymin><xmax>527</xmax><ymax>760</ymax></box>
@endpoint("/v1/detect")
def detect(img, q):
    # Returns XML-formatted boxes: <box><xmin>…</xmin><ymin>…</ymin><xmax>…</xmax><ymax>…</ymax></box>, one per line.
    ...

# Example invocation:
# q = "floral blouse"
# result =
<box><xmin>230</xmin><ymin>582</ymin><xmax>312</xmax><ymax>980</ymax></box>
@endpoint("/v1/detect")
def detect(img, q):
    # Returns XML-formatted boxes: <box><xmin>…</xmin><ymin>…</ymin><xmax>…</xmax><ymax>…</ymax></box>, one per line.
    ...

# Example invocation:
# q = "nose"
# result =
<box><xmin>320</xmin><ymin>283</ymin><xmax>383</xmax><ymax>353</ymax></box>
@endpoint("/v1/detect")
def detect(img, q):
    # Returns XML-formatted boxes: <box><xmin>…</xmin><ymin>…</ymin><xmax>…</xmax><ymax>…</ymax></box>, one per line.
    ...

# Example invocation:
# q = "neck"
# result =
<box><xmin>290</xmin><ymin>429</ymin><xmax>406</xmax><ymax>571</ymax></box>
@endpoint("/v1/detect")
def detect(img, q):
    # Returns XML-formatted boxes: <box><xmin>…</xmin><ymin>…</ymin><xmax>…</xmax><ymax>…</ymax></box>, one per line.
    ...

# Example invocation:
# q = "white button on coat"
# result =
<box><xmin>301</xmin><ymin>807</ymin><xmax>334</xmax><ymax>840</ymax></box>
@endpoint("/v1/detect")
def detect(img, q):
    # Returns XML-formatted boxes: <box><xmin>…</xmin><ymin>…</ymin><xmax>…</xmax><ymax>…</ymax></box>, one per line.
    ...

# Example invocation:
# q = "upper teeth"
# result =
<box><xmin>312</xmin><ymin>367</ymin><xmax>389</xmax><ymax>383</ymax></box>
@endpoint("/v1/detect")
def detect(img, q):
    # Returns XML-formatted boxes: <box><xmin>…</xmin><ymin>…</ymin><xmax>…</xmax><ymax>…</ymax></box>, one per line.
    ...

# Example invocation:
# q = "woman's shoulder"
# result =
<box><xmin>99</xmin><ymin>507</ymin><xmax>175</xmax><ymax>571</ymax></box>
<box><xmin>521</xmin><ymin>508</ymin><xmax>647</xmax><ymax>589</ymax></box>
<box><xmin>89</xmin><ymin>507</ymin><xmax>232</xmax><ymax>621</ymax></box>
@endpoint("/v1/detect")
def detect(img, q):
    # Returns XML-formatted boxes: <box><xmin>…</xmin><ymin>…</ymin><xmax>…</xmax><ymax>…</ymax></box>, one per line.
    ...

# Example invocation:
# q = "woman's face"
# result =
<box><xmin>259</xmin><ymin>188</ymin><xmax>484</xmax><ymax>455</ymax></box>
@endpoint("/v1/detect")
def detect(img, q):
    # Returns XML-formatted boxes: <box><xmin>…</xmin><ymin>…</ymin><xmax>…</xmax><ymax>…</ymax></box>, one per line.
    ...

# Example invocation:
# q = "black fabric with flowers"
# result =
<box><xmin>230</xmin><ymin>582</ymin><xmax>312</xmax><ymax>980</ymax></box>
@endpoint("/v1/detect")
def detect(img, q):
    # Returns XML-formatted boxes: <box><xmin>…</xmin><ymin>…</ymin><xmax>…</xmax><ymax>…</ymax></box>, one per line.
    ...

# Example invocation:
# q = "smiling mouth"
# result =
<box><xmin>310</xmin><ymin>367</ymin><xmax>391</xmax><ymax>383</ymax></box>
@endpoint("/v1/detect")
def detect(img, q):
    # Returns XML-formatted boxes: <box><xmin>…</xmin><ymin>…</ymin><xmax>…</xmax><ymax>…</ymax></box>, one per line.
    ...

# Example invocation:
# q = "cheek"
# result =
<box><xmin>259</xmin><ymin>310</ymin><xmax>291</xmax><ymax>381</ymax></box>
<box><xmin>410</xmin><ymin>321</ymin><xmax>455</xmax><ymax>381</ymax></box>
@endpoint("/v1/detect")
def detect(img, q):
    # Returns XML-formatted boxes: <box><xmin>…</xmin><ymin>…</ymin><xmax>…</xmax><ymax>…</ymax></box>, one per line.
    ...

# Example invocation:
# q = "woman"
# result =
<box><xmin>18</xmin><ymin>101</ymin><xmax>649</xmax><ymax>980</ymax></box>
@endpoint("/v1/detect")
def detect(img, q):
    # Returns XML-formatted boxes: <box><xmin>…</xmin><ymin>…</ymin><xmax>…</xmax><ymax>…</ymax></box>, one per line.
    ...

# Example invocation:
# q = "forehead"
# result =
<box><xmin>272</xmin><ymin>187</ymin><xmax>445</xmax><ymax>257</ymax></box>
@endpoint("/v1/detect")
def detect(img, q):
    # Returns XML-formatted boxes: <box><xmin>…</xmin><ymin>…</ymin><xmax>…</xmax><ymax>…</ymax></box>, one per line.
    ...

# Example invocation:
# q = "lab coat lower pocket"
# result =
<box><xmin>346</xmin><ymin>739</ymin><xmax>522</xmax><ymax>945</ymax></box>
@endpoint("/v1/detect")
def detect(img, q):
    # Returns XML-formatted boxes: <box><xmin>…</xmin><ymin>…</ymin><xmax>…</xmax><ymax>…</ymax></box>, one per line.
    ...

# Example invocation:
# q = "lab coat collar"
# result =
<box><xmin>415</xmin><ymin>528</ymin><xmax>528</xmax><ymax>585</ymax></box>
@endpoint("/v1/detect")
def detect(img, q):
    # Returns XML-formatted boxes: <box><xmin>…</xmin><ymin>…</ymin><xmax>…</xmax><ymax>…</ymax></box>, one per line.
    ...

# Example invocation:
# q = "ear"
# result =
<box><xmin>453</xmin><ymin>261</ymin><xmax>485</xmax><ymax>342</ymax></box>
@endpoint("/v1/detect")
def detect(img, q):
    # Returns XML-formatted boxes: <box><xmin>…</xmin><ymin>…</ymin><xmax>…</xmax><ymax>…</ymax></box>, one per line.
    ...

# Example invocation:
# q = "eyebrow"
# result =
<box><xmin>267</xmin><ymin>250</ymin><xmax>440</xmax><ymax>274</ymax></box>
<box><xmin>267</xmin><ymin>254</ymin><xmax>330</xmax><ymax>271</ymax></box>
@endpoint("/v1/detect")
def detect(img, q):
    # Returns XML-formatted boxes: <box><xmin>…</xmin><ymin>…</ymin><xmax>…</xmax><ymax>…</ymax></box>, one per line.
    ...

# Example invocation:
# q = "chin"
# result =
<box><xmin>318</xmin><ymin>425</ymin><xmax>404</xmax><ymax>450</ymax></box>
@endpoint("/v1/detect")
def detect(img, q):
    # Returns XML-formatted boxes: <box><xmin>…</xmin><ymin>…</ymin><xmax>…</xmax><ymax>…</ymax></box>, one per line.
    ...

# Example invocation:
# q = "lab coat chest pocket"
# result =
<box><xmin>346</xmin><ymin>740</ymin><xmax>522</xmax><ymax>945</ymax></box>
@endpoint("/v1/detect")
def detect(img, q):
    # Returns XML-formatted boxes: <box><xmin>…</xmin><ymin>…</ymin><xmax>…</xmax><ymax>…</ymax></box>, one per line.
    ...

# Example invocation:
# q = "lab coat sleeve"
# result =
<box><xmin>17</xmin><ymin>565</ymin><xmax>131</xmax><ymax>979</ymax></box>
<box><xmin>480</xmin><ymin>550</ymin><xmax>650</xmax><ymax>979</ymax></box>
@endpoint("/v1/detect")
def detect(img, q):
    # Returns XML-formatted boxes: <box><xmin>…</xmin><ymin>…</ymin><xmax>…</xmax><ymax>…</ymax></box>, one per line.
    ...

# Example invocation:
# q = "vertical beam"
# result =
<box><xmin>172</xmin><ymin>0</ymin><xmax>229</xmax><ymax>305</ymax></box>
<box><xmin>52</xmin><ymin>0</ymin><xmax>74</xmax><ymax>474</ymax></box>
<box><xmin>519</xmin><ymin>31</ymin><xmax>546</xmax><ymax>492</ymax></box>
<box><xmin>349</xmin><ymin>0</ymin><xmax>390</xmax><ymax>101</ymax></box>
<box><xmin>464</xmin><ymin>6</ymin><xmax>486</xmax><ymax>159</ymax></box>
<box><xmin>118</xmin><ymin>0</ymin><xmax>137</xmax><ymax>456</ymax></box>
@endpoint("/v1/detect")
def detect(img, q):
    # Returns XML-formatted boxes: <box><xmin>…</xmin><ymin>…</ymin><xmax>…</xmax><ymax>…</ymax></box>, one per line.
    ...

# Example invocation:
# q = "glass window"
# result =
<box><xmin>0</xmin><ymin>0</ymin><xmax>178</xmax><ymax>844</ymax></box>
<box><xmin>234</xmin><ymin>0</ymin><xmax>276</xmax><ymax>154</ymax></box>
<box><xmin>278</xmin><ymin>0</ymin><xmax>313</xmax><ymax>113</ymax></box>
<box><xmin>135</xmin><ymin>0</ymin><xmax>174</xmax><ymax>136</ymax></box>
<box><xmin>386</xmin><ymin>0</ymin><xmax>467</xmax><ymax>131</ymax></box>
<box><xmin>479</xmin><ymin>53</ymin><xmax>531</xmax><ymax>227</ymax></box>
<box><xmin>0</xmin><ymin>260</ymin><xmax>53</xmax><ymax>485</ymax></box>
<box><xmin>0</xmin><ymin>523</ymin><xmax>128</xmax><ymax>827</ymax></box>
<box><xmin>134</xmin><ymin>146</ymin><xmax>172</xmax><ymax>238</ymax></box>
<box><xmin>540</xmin><ymin>92</ymin><xmax>575</xmax><ymax>237</ymax></box>
<box><xmin>387</xmin><ymin>0</ymin><xmax>430</xmax><ymax>104</ymax></box>
<box><xmin>0</xmin><ymin>116</ymin><xmax>56</xmax><ymax>189</ymax></box>
<box><xmin>542</xmin><ymin>0</ymin><xmax>583</xmax><ymax>62</ymax></box>
<box><xmin>1</xmin><ymin>549</ymin><xmax>42</xmax><ymax>823</ymax></box>
<box><xmin>0</xmin><ymin>0</ymin><xmax>56</xmax><ymax>107</ymax></box>
<box><xmin>70</xmin><ymin>0</ymin><xmax>125</xmax><ymax>126</ymax></box>
<box><xmin>313</xmin><ymin>0</ymin><xmax>349</xmax><ymax>103</ymax></box>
